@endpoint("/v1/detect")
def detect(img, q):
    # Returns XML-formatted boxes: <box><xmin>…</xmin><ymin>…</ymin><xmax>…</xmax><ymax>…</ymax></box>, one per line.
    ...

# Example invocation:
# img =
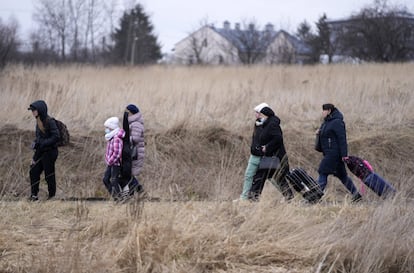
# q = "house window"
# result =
<box><xmin>202</xmin><ymin>38</ymin><xmax>208</xmax><ymax>47</ymax></box>
<box><xmin>188</xmin><ymin>55</ymin><xmax>194</xmax><ymax>65</ymax></box>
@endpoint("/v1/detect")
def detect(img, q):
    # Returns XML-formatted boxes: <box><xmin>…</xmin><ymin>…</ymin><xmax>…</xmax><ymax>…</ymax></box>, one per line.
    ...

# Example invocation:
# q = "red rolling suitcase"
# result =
<box><xmin>344</xmin><ymin>156</ymin><xmax>396</xmax><ymax>197</ymax></box>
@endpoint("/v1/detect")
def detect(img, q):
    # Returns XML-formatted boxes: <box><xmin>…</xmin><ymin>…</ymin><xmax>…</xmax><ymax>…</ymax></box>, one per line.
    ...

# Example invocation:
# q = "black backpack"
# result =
<box><xmin>45</xmin><ymin>117</ymin><xmax>69</xmax><ymax>146</ymax></box>
<box><xmin>120</xmin><ymin>112</ymin><xmax>132</xmax><ymax>180</ymax></box>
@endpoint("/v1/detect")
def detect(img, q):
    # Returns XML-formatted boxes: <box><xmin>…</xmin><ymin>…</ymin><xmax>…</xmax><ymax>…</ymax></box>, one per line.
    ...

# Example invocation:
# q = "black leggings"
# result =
<box><xmin>249</xmin><ymin>163</ymin><xmax>293</xmax><ymax>201</ymax></box>
<box><xmin>103</xmin><ymin>165</ymin><xmax>126</xmax><ymax>197</ymax></box>
<box><xmin>29</xmin><ymin>149</ymin><xmax>58</xmax><ymax>198</ymax></box>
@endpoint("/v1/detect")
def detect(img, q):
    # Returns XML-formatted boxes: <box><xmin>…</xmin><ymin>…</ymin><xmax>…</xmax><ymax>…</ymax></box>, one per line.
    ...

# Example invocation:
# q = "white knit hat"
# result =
<box><xmin>254</xmin><ymin>102</ymin><xmax>269</xmax><ymax>113</ymax></box>
<box><xmin>104</xmin><ymin>117</ymin><xmax>120</xmax><ymax>130</ymax></box>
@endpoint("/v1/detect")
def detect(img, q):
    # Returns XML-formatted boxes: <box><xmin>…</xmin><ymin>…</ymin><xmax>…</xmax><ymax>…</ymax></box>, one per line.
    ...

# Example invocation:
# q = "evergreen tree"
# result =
<box><xmin>296</xmin><ymin>20</ymin><xmax>313</xmax><ymax>42</ymax></box>
<box><xmin>112</xmin><ymin>4</ymin><xmax>162</xmax><ymax>64</ymax></box>
<box><xmin>315</xmin><ymin>14</ymin><xmax>333</xmax><ymax>63</ymax></box>
<box><xmin>296</xmin><ymin>20</ymin><xmax>319</xmax><ymax>63</ymax></box>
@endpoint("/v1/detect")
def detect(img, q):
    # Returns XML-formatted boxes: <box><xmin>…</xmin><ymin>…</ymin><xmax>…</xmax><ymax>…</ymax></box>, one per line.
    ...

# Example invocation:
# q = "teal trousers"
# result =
<box><xmin>240</xmin><ymin>155</ymin><xmax>261</xmax><ymax>199</ymax></box>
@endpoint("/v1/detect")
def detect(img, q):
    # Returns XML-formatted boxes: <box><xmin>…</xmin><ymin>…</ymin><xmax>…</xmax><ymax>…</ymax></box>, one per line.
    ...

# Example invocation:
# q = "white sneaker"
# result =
<box><xmin>232</xmin><ymin>198</ymin><xmax>249</xmax><ymax>203</ymax></box>
<box><xmin>121</xmin><ymin>185</ymin><xmax>130</xmax><ymax>200</ymax></box>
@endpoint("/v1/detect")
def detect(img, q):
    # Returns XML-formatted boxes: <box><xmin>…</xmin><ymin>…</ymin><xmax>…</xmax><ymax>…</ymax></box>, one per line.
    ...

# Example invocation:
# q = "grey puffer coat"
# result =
<box><xmin>317</xmin><ymin>108</ymin><xmax>348</xmax><ymax>174</ymax></box>
<box><xmin>128</xmin><ymin>112</ymin><xmax>145</xmax><ymax>176</ymax></box>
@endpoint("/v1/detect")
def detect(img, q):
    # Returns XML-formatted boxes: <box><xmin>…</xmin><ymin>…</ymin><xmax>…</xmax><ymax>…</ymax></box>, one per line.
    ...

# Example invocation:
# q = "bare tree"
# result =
<box><xmin>68</xmin><ymin>0</ymin><xmax>85</xmax><ymax>61</ymax></box>
<box><xmin>231</xmin><ymin>20</ymin><xmax>270</xmax><ymax>64</ymax></box>
<box><xmin>83</xmin><ymin>0</ymin><xmax>106</xmax><ymax>61</ymax></box>
<box><xmin>32</xmin><ymin>0</ymin><xmax>111</xmax><ymax>63</ymax></box>
<box><xmin>0</xmin><ymin>17</ymin><xmax>19</xmax><ymax>68</ymax></box>
<box><xmin>335</xmin><ymin>0</ymin><xmax>414</xmax><ymax>62</ymax></box>
<box><xmin>266</xmin><ymin>38</ymin><xmax>294</xmax><ymax>64</ymax></box>
<box><xmin>34</xmin><ymin>0</ymin><xmax>69</xmax><ymax>60</ymax></box>
<box><xmin>102</xmin><ymin>0</ymin><xmax>123</xmax><ymax>49</ymax></box>
<box><xmin>178</xmin><ymin>19</ymin><xmax>303</xmax><ymax>65</ymax></box>
<box><xmin>214</xmin><ymin>20</ymin><xmax>275</xmax><ymax>65</ymax></box>
<box><xmin>84</xmin><ymin>0</ymin><xmax>95</xmax><ymax>58</ymax></box>
<box><xmin>187</xmin><ymin>34</ymin><xmax>207</xmax><ymax>64</ymax></box>
<box><xmin>25</xmin><ymin>31</ymin><xmax>59</xmax><ymax>64</ymax></box>
<box><xmin>181</xmin><ymin>19</ymin><xmax>214</xmax><ymax>65</ymax></box>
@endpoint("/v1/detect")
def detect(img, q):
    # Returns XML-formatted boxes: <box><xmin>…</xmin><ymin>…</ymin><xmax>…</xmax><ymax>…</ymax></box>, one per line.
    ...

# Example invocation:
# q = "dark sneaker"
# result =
<box><xmin>136</xmin><ymin>185</ymin><xmax>144</xmax><ymax>194</ymax></box>
<box><xmin>47</xmin><ymin>196</ymin><xmax>56</xmax><ymax>201</ymax></box>
<box><xmin>303</xmin><ymin>190</ymin><xmax>324</xmax><ymax>204</ymax></box>
<box><xmin>352</xmin><ymin>193</ymin><xmax>362</xmax><ymax>203</ymax></box>
<box><xmin>28</xmin><ymin>195</ymin><xmax>39</xmax><ymax>202</ymax></box>
<box><xmin>286</xmin><ymin>192</ymin><xmax>295</xmax><ymax>200</ymax></box>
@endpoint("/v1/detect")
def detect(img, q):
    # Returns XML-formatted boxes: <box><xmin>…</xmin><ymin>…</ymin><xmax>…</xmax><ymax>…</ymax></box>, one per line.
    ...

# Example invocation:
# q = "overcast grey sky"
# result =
<box><xmin>1</xmin><ymin>0</ymin><xmax>413</xmax><ymax>53</ymax></box>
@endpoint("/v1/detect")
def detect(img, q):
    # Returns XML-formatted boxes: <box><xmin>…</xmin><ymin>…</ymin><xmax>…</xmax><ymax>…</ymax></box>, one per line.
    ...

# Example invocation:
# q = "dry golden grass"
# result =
<box><xmin>0</xmin><ymin>64</ymin><xmax>413</xmax><ymax>272</ymax></box>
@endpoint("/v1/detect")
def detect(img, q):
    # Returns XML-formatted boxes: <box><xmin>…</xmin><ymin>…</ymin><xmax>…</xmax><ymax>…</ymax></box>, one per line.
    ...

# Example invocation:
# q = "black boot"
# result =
<box><xmin>352</xmin><ymin>193</ymin><xmax>362</xmax><ymax>203</ymax></box>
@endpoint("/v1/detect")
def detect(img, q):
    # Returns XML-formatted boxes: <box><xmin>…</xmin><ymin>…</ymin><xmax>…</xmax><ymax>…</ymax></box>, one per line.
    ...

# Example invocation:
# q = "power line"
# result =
<box><xmin>0</xmin><ymin>9</ymin><xmax>32</xmax><ymax>13</ymax></box>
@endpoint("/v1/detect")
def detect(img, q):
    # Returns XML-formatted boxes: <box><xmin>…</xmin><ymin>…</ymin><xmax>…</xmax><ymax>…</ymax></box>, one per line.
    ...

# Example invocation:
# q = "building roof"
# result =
<box><xmin>172</xmin><ymin>21</ymin><xmax>312</xmax><ymax>60</ymax></box>
<box><xmin>275</xmin><ymin>30</ymin><xmax>313</xmax><ymax>55</ymax></box>
<box><xmin>211</xmin><ymin>24</ymin><xmax>311</xmax><ymax>55</ymax></box>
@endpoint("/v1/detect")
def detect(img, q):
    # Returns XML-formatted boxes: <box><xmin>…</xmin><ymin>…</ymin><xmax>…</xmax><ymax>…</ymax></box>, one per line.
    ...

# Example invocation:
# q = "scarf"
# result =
<box><xmin>105</xmin><ymin>128</ymin><xmax>120</xmax><ymax>141</ymax></box>
<box><xmin>255</xmin><ymin>117</ymin><xmax>266</xmax><ymax>126</ymax></box>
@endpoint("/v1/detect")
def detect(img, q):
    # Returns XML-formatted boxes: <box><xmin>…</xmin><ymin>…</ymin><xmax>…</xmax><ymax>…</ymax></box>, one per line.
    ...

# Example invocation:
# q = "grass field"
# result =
<box><xmin>0</xmin><ymin>64</ymin><xmax>413</xmax><ymax>272</ymax></box>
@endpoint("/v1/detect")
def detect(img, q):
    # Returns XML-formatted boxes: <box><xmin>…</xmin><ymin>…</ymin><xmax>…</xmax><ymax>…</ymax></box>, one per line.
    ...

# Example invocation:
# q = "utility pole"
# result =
<box><xmin>130</xmin><ymin>36</ymin><xmax>138</xmax><ymax>65</ymax></box>
<box><xmin>130</xmin><ymin>20</ymin><xmax>139</xmax><ymax>65</ymax></box>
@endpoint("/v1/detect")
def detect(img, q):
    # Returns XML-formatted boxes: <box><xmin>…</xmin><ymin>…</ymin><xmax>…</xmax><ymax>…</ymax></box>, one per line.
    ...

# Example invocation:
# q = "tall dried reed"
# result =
<box><xmin>0</xmin><ymin>64</ymin><xmax>413</xmax><ymax>272</ymax></box>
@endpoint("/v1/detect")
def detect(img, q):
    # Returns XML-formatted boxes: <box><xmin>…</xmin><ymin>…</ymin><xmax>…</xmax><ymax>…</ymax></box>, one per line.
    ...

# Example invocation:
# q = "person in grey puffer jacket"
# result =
<box><xmin>27</xmin><ymin>100</ymin><xmax>60</xmax><ymax>201</ymax></box>
<box><xmin>315</xmin><ymin>103</ymin><xmax>362</xmax><ymax>202</ymax></box>
<box><xmin>124</xmin><ymin>104</ymin><xmax>145</xmax><ymax>194</ymax></box>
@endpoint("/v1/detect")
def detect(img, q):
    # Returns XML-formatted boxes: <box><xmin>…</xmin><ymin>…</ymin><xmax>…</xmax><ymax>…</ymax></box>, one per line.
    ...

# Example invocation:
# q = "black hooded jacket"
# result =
<box><xmin>250</xmin><ymin>107</ymin><xmax>287</xmax><ymax>161</ymax></box>
<box><xmin>29</xmin><ymin>100</ymin><xmax>60</xmax><ymax>160</ymax></box>
<box><xmin>250</xmin><ymin>120</ymin><xmax>265</xmax><ymax>156</ymax></box>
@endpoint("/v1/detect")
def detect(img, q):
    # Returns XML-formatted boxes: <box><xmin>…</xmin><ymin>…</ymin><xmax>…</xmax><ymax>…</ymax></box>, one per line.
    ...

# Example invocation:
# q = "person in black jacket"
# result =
<box><xmin>233</xmin><ymin>102</ymin><xmax>268</xmax><ymax>202</ymax></box>
<box><xmin>249</xmin><ymin>106</ymin><xmax>294</xmax><ymax>201</ymax></box>
<box><xmin>27</xmin><ymin>100</ymin><xmax>60</xmax><ymax>201</ymax></box>
<box><xmin>315</xmin><ymin>103</ymin><xmax>362</xmax><ymax>202</ymax></box>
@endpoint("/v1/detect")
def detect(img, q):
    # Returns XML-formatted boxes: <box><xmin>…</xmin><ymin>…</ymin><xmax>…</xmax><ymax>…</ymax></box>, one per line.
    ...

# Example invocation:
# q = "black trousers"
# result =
<box><xmin>249</xmin><ymin>162</ymin><xmax>293</xmax><ymax>201</ymax></box>
<box><xmin>102</xmin><ymin>165</ymin><xmax>125</xmax><ymax>198</ymax></box>
<box><xmin>29</xmin><ymin>149</ymin><xmax>58</xmax><ymax>198</ymax></box>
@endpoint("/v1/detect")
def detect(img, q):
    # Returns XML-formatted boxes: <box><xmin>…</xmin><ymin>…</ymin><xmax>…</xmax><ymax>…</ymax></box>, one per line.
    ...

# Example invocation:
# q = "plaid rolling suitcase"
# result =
<box><xmin>363</xmin><ymin>172</ymin><xmax>396</xmax><ymax>197</ymax></box>
<box><xmin>286</xmin><ymin>168</ymin><xmax>324</xmax><ymax>203</ymax></box>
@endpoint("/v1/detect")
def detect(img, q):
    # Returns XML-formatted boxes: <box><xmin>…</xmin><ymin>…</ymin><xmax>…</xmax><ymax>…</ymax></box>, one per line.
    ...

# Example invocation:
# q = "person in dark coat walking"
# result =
<box><xmin>233</xmin><ymin>102</ymin><xmax>268</xmax><ymax>202</ymax></box>
<box><xmin>28</xmin><ymin>100</ymin><xmax>60</xmax><ymax>201</ymax></box>
<box><xmin>315</xmin><ymin>103</ymin><xmax>362</xmax><ymax>202</ymax></box>
<box><xmin>249</xmin><ymin>106</ymin><xmax>294</xmax><ymax>201</ymax></box>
